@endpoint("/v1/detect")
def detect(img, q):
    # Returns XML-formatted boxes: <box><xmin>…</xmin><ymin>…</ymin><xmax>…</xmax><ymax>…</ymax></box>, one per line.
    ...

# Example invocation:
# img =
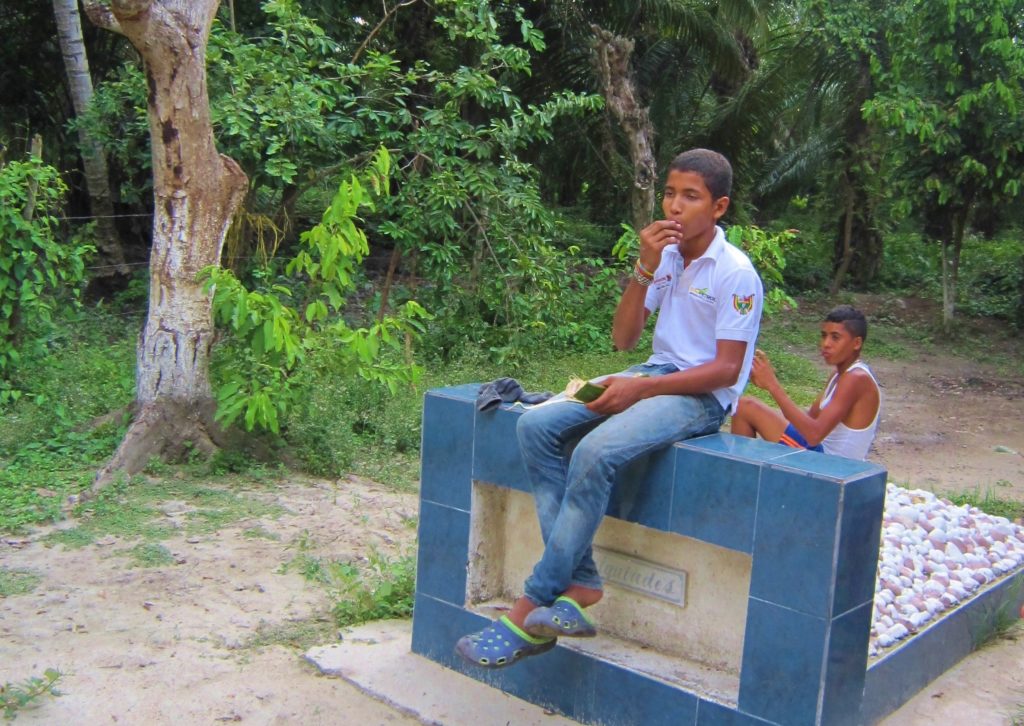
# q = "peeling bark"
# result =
<box><xmin>89</xmin><ymin>0</ymin><xmax>248</xmax><ymax>493</ymax></box>
<box><xmin>591</xmin><ymin>25</ymin><xmax>657</xmax><ymax>232</ymax></box>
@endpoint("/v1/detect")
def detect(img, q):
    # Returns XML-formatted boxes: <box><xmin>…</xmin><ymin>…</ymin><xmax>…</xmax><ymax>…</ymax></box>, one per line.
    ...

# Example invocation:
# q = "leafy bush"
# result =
<box><xmin>726</xmin><ymin>225</ymin><xmax>798</xmax><ymax>315</ymax></box>
<box><xmin>956</xmin><ymin>233</ymin><xmax>1023</xmax><ymax>323</ymax></box>
<box><xmin>0</xmin><ymin>154</ymin><xmax>92</xmax><ymax>400</ymax></box>
<box><xmin>204</xmin><ymin>148</ymin><xmax>428</xmax><ymax>434</ymax></box>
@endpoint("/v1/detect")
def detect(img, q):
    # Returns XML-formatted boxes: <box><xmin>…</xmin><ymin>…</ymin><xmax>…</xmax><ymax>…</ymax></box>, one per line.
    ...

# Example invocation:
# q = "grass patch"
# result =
<box><xmin>246</xmin><ymin>614</ymin><xmax>337</xmax><ymax>651</ymax></box>
<box><xmin>41</xmin><ymin>475</ymin><xmax>288</xmax><ymax>550</ymax></box>
<box><xmin>0</xmin><ymin>567</ymin><xmax>42</xmax><ymax>597</ymax></box>
<box><xmin>123</xmin><ymin>542</ymin><xmax>175</xmax><ymax>568</ymax></box>
<box><xmin>281</xmin><ymin>533</ymin><xmax>415</xmax><ymax>627</ymax></box>
<box><xmin>242</xmin><ymin>525</ymin><xmax>281</xmax><ymax>541</ymax></box>
<box><xmin>0</xmin><ymin>309</ymin><xmax>136</xmax><ymax>533</ymax></box>
<box><xmin>945</xmin><ymin>489</ymin><xmax>1024</xmax><ymax>522</ymax></box>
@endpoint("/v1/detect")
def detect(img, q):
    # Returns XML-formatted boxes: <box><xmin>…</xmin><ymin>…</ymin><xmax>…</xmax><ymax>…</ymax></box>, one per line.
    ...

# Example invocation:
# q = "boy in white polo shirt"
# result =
<box><xmin>456</xmin><ymin>148</ymin><xmax>763</xmax><ymax>669</ymax></box>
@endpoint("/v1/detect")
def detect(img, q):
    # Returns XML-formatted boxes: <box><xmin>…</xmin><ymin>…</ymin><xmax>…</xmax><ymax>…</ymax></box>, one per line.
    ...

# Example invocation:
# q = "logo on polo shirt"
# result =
<box><xmin>732</xmin><ymin>293</ymin><xmax>755</xmax><ymax>314</ymax></box>
<box><xmin>688</xmin><ymin>286</ymin><xmax>715</xmax><ymax>304</ymax></box>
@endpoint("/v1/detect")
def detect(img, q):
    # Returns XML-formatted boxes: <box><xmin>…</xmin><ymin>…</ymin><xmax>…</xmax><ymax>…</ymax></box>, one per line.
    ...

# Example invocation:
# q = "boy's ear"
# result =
<box><xmin>712</xmin><ymin>195</ymin><xmax>730</xmax><ymax>221</ymax></box>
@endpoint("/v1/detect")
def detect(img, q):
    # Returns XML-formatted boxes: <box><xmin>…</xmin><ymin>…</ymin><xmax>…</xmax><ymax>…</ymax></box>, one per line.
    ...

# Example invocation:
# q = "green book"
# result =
<box><xmin>565</xmin><ymin>377</ymin><xmax>606</xmax><ymax>403</ymax></box>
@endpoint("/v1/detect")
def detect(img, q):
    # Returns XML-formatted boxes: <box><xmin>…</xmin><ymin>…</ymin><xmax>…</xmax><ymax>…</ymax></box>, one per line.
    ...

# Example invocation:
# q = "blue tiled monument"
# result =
<box><xmin>412</xmin><ymin>386</ymin><xmax>1024</xmax><ymax>725</ymax></box>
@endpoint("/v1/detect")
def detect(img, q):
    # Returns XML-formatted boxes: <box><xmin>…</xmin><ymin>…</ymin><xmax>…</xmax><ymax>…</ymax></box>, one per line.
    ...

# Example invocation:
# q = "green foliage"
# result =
<box><xmin>945</xmin><ymin>489</ymin><xmax>1024</xmax><ymax>524</ymax></box>
<box><xmin>331</xmin><ymin>551</ymin><xmax>415</xmax><ymax>626</ymax></box>
<box><xmin>864</xmin><ymin>0</ymin><xmax>1024</xmax><ymax>208</ymax></box>
<box><xmin>282</xmin><ymin>536</ymin><xmax>413</xmax><ymax>626</ymax></box>
<box><xmin>0</xmin><ymin>669</ymin><xmax>61</xmax><ymax>721</ymax></box>
<box><xmin>207</xmin><ymin>0</ymin><xmax>358</xmax><ymax>191</ymax></box>
<box><xmin>0</xmin><ymin>308</ymin><xmax>134</xmax><ymax>533</ymax></box>
<box><xmin>204</xmin><ymin>148</ymin><xmax>428</xmax><ymax>434</ymax></box>
<box><xmin>281</xmin><ymin>533</ymin><xmax>415</xmax><ymax>626</ymax></box>
<box><xmin>726</xmin><ymin>225</ymin><xmax>798</xmax><ymax>315</ymax></box>
<box><xmin>956</xmin><ymin>234</ymin><xmax>1024</xmax><ymax>323</ymax></box>
<box><xmin>0</xmin><ymin>155</ymin><xmax>91</xmax><ymax>400</ymax></box>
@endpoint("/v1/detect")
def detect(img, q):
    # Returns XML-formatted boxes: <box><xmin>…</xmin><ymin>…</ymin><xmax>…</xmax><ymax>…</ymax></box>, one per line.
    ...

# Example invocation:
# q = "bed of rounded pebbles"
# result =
<box><xmin>870</xmin><ymin>484</ymin><xmax>1024</xmax><ymax>657</ymax></box>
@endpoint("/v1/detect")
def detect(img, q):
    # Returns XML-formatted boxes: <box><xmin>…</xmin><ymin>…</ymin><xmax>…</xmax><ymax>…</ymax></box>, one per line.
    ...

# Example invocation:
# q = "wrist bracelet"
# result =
<box><xmin>635</xmin><ymin>260</ymin><xmax>655</xmax><ymax>279</ymax></box>
<box><xmin>633</xmin><ymin>263</ymin><xmax>653</xmax><ymax>287</ymax></box>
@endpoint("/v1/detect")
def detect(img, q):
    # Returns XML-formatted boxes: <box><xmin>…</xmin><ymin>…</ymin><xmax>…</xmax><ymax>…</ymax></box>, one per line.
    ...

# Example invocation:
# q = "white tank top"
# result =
<box><xmin>819</xmin><ymin>361</ymin><xmax>881</xmax><ymax>460</ymax></box>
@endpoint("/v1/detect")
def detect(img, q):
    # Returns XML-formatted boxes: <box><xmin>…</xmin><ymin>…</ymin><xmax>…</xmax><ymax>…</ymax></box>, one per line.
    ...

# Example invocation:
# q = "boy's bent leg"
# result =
<box><xmin>517</xmin><ymin>401</ymin><xmax>606</xmax><ymax>547</ymax></box>
<box><xmin>730</xmin><ymin>395</ymin><xmax>789</xmax><ymax>441</ymax></box>
<box><xmin>523</xmin><ymin>392</ymin><xmax>725</xmax><ymax>606</ymax></box>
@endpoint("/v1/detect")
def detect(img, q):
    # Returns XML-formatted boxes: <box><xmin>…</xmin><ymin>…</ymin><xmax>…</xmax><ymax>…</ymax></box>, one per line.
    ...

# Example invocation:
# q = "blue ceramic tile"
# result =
<box><xmin>670</xmin><ymin>447</ymin><xmax>759</xmax><ymax>553</ymax></box>
<box><xmin>750</xmin><ymin>466</ymin><xmax>840</xmax><ymax>617</ymax></box>
<box><xmin>773</xmin><ymin>449</ymin><xmax>886</xmax><ymax>482</ymax></box>
<box><xmin>412</xmin><ymin>593</ymin><xmax>702</xmax><ymax>725</ymax></box>
<box><xmin>677</xmin><ymin>433</ymin><xmax>800</xmax><ymax>465</ymax></box>
<box><xmin>820</xmin><ymin>601</ymin><xmax>873</xmax><ymax>726</ymax></box>
<box><xmin>411</xmin><ymin>591</ymin><xmax>486</xmax><ymax>663</ymax></box>
<box><xmin>472</xmin><ymin>404</ymin><xmax>531</xmax><ymax>493</ymax></box>
<box><xmin>696</xmin><ymin>700</ymin><xmax>777</xmax><ymax>726</ymax></box>
<box><xmin>605</xmin><ymin>446</ymin><xmax>675</xmax><ymax>530</ymax></box>
<box><xmin>421</xmin><ymin>391</ymin><xmax>476</xmax><ymax>510</ymax></box>
<box><xmin>862</xmin><ymin>570</ymin><xmax>1024</xmax><ymax>723</ymax></box>
<box><xmin>738</xmin><ymin>599</ymin><xmax>827</xmax><ymax>726</ymax></box>
<box><xmin>415</xmin><ymin>501</ymin><xmax>470</xmax><ymax>605</ymax></box>
<box><xmin>832</xmin><ymin>471</ymin><xmax>887</xmax><ymax>616</ymax></box>
<box><xmin>431</xmin><ymin>383</ymin><xmax>481</xmax><ymax>402</ymax></box>
<box><xmin>578</xmin><ymin>660</ymin><xmax>699</xmax><ymax>726</ymax></box>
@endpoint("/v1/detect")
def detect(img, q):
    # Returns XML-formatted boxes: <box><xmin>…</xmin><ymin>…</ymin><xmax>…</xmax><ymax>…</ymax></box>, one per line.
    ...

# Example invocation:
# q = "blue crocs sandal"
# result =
<box><xmin>522</xmin><ymin>596</ymin><xmax>597</xmax><ymax>638</ymax></box>
<box><xmin>455</xmin><ymin>616</ymin><xmax>556</xmax><ymax>668</ymax></box>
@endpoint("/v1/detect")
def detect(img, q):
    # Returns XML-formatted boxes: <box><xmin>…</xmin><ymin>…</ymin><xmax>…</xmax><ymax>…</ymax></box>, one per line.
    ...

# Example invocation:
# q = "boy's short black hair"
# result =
<box><xmin>668</xmin><ymin>148</ymin><xmax>733</xmax><ymax>200</ymax></box>
<box><xmin>825</xmin><ymin>305</ymin><xmax>868</xmax><ymax>341</ymax></box>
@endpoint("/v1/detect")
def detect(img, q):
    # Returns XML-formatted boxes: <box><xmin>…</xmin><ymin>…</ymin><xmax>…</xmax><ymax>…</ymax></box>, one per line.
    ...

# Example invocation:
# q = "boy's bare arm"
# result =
<box><xmin>612</xmin><ymin>219</ymin><xmax>683</xmax><ymax>351</ymax></box>
<box><xmin>759</xmin><ymin>365</ymin><xmax>873</xmax><ymax>446</ymax></box>
<box><xmin>611</xmin><ymin>282</ymin><xmax>649</xmax><ymax>350</ymax></box>
<box><xmin>587</xmin><ymin>339</ymin><xmax>747</xmax><ymax>415</ymax></box>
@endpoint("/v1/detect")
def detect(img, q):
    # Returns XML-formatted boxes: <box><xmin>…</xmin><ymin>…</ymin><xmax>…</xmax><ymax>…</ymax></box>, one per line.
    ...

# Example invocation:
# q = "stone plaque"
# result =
<box><xmin>593</xmin><ymin>545</ymin><xmax>687</xmax><ymax>607</ymax></box>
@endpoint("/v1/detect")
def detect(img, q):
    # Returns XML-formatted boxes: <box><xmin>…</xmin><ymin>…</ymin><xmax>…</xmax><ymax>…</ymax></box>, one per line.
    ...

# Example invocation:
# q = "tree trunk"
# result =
<box><xmin>941</xmin><ymin>210</ymin><xmax>968</xmax><ymax>332</ymax></box>
<box><xmin>86</xmin><ymin>0</ymin><xmax>248</xmax><ymax>492</ymax></box>
<box><xmin>52</xmin><ymin>0</ymin><xmax>128</xmax><ymax>275</ymax></box>
<box><xmin>591</xmin><ymin>25</ymin><xmax>657</xmax><ymax>232</ymax></box>
<box><xmin>830</xmin><ymin>178</ymin><xmax>856</xmax><ymax>294</ymax></box>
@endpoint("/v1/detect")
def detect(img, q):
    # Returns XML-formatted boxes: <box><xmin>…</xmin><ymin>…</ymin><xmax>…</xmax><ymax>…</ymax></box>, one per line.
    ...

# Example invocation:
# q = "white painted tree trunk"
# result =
<box><xmin>51</xmin><ymin>0</ymin><xmax>127</xmax><ymax>274</ymax></box>
<box><xmin>85</xmin><ymin>0</ymin><xmax>248</xmax><ymax>489</ymax></box>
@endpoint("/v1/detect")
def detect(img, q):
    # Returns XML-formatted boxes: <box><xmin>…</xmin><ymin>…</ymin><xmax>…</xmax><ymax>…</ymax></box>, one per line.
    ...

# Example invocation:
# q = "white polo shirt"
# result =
<box><xmin>644</xmin><ymin>225</ymin><xmax>763</xmax><ymax>413</ymax></box>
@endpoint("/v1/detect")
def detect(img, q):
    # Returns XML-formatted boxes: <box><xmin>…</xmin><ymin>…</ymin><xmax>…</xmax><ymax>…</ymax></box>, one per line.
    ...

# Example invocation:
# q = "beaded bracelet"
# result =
<box><xmin>635</xmin><ymin>260</ymin><xmax>655</xmax><ymax>279</ymax></box>
<box><xmin>633</xmin><ymin>262</ymin><xmax>653</xmax><ymax>287</ymax></box>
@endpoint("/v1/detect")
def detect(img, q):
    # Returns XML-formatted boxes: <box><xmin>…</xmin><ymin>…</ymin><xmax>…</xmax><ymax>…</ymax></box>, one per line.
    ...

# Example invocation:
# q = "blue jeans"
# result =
<box><xmin>516</xmin><ymin>363</ymin><xmax>725</xmax><ymax>606</ymax></box>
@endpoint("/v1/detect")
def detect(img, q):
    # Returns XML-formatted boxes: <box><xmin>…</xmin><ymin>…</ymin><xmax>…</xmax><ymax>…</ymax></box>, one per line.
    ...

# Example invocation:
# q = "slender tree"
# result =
<box><xmin>52</xmin><ymin>0</ymin><xmax>128</xmax><ymax>275</ymax></box>
<box><xmin>864</xmin><ymin>0</ymin><xmax>1024</xmax><ymax>329</ymax></box>
<box><xmin>83</xmin><ymin>0</ymin><xmax>248</xmax><ymax>490</ymax></box>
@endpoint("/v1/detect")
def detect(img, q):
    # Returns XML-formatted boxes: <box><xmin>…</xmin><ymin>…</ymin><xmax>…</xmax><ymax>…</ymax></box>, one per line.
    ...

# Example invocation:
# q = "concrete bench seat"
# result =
<box><xmin>411</xmin><ymin>385</ymin><xmax>1024</xmax><ymax>725</ymax></box>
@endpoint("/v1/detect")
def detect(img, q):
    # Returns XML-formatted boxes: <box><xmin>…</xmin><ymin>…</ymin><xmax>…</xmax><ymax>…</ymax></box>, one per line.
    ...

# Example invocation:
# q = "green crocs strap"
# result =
<box><xmin>555</xmin><ymin>596</ymin><xmax>596</xmax><ymax>625</ymax></box>
<box><xmin>500</xmin><ymin>616</ymin><xmax>553</xmax><ymax>644</ymax></box>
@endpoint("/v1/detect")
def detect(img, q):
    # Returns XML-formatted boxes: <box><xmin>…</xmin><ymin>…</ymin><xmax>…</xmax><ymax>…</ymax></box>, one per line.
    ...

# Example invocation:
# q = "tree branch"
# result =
<box><xmin>82</xmin><ymin>0</ymin><xmax>124</xmax><ymax>34</ymax></box>
<box><xmin>352</xmin><ymin>0</ymin><xmax>420</xmax><ymax>64</ymax></box>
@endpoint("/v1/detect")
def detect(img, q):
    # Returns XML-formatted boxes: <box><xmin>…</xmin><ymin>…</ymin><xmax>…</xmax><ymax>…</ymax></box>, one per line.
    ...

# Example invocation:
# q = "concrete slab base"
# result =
<box><xmin>306</xmin><ymin>620</ymin><xmax>576</xmax><ymax>725</ymax></box>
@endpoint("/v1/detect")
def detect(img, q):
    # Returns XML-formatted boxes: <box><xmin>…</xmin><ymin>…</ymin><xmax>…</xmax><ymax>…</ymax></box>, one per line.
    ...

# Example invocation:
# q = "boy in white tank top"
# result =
<box><xmin>729</xmin><ymin>305</ymin><xmax>881</xmax><ymax>460</ymax></box>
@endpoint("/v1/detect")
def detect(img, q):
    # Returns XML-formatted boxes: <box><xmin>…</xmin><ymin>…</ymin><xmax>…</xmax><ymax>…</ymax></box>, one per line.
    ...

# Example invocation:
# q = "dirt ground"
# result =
<box><xmin>1</xmin><ymin>294</ymin><xmax>1023</xmax><ymax>724</ymax></box>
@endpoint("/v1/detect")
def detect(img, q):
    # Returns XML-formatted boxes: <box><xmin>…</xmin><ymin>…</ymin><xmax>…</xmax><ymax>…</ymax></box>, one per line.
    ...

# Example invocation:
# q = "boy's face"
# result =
<box><xmin>819</xmin><ymin>322</ymin><xmax>862</xmax><ymax>366</ymax></box>
<box><xmin>661</xmin><ymin>170</ymin><xmax>730</xmax><ymax>245</ymax></box>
